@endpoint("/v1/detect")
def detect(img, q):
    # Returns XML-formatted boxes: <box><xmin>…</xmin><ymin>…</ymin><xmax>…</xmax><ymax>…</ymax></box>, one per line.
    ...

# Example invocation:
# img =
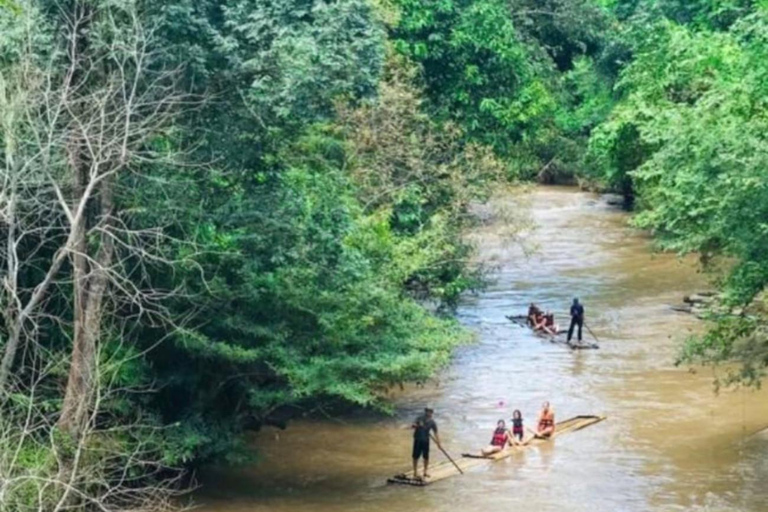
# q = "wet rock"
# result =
<box><xmin>674</xmin><ymin>291</ymin><xmax>748</xmax><ymax>319</ymax></box>
<box><xmin>683</xmin><ymin>293</ymin><xmax>718</xmax><ymax>305</ymax></box>
<box><xmin>601</xmin><ymin>193</ymin><xmax>625</xmax><ymax>207</ymax></box>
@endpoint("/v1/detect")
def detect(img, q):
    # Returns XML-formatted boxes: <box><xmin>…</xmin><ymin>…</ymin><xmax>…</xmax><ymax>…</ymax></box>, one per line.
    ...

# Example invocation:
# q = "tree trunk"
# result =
<box><xmin>0</xmin><ymin>324</ymin><xmax>21</xmax><ymax>391</ymax></box>
<box><xmin>0</xmin><ymin>183</ymin><xmax>20</xmax><ymax>390</ymax></box>
<box><xmin>57</xmin><ymin>152</ymin><xmax>89</xmax><ymax>433</ymax></box>
<box><xmin>58</xmin><ymin>175</ymin><xmax>115</xmax><ymax>435</ymax></box>
<box><xmin>57</xmin><ymin>0</ymin><xmax>98</xmax><ymax>437</ymax></box>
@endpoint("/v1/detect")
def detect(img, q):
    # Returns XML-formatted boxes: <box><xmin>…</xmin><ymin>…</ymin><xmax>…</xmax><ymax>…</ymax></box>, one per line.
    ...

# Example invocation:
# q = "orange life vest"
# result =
<box><xmin>539</xmin><ymin>411</ymin><xmax>554</xmax><ymax>430</ymax></box>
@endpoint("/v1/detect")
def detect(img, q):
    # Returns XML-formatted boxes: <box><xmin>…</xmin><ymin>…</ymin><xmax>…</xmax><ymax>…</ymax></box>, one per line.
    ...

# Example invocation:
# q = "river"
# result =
<box><xmin>195</xmin><ymin>187</ymin><xmax>768</xmax><ymax>512</ymax></box>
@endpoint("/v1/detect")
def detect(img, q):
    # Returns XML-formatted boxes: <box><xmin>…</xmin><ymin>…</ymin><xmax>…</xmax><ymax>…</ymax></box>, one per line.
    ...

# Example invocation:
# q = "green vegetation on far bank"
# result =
<box><xmin>584</xmin><ymin>1</ymin><xmax>768</xmax><ymax>386</ymax></box>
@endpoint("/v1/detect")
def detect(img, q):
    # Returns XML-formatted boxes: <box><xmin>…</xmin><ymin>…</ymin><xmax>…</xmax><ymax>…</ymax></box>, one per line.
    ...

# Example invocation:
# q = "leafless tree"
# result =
<box><xmin>0</xmin><ymin>0</ymin><xmax>200</xmax><ymax>509</ymax></box>
<box><xmin>0</xmin><ymin>342</ymin><xmax>190</xmax><ymax>511</ymax></box>
<box><xmin>0</xmin><ymin>0</ymin><xmax>200</xmax><ymax>472</ymax></box>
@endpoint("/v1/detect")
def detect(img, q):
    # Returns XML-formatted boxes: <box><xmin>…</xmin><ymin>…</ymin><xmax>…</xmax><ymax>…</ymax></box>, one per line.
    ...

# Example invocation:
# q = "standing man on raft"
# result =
<box><xmin>412</xmin><ymin>407</ymin><xmax>441</xmax><ymax>480</ymax></box>
<box><xmin>567</xmin><ymin>298</ymin><xmax>585</xmax><ymax>343</ymax></box>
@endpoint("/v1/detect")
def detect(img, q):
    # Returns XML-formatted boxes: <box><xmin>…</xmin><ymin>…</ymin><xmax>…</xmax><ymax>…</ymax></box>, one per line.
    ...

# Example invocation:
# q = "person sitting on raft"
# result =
<box><xmin>533</xmin><ymin>311</ymin><xmax>557</xmax><ymax>335</ymax></box>
<box><xmin>535</xmin><ymin>401</ymin><xmax>555</xmax><ymax>438</ymax></box>
<box><xmin>527</xmin><ymin>303</ymin><xmax>541</xmax><ymax>326</ymax></box>
<box><xmin>542</xmin><ymin>311</ymin><xmax>559</xmax><ymax>335</ymax></box>
<box><xmin>481</xmin><ymin>419</ymin><xmax>510</xmax><ymax>456</ymax></box>
<box><xmin>510</xmin><ymin>410</ymin><xmax>525</xmax><ymax>445</ymax></box>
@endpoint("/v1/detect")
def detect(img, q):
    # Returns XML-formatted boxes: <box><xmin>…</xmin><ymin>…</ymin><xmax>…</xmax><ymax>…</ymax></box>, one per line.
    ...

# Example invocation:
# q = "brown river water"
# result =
<box><xmin>195</xmin><ymin>187</ymin><xmax>768</xmax><ymax>512</ymax></box>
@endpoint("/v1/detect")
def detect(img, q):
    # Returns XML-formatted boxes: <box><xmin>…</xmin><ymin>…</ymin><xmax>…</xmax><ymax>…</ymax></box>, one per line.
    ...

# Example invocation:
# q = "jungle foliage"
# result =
<box><xmin>0</xmin><ymin>0</ymin><xmax>534</xmax><ymax>507</ymax></box>
<box><xmin>585</xmin><ymin>1</ymin><xmax>768</xmax><ymax>385</ymax></box>
<box><xmin>2</xmin><ymin>0</ymin><xmax>768</xmax><ymax>509</ymax></box>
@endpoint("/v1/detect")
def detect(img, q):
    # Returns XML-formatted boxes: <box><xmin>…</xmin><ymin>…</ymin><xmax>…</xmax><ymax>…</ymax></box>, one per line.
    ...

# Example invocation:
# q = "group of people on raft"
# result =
<box><xmin>407</xmin><ymin>299</ymin><xmax>587</xmax><ymax>480</ymax></box>
<box><xmin>528</xmin><ymin>298</ymin><xmax>585</xmax><ymax>342</ymax></box>
<box><xmin>410</xmin><ymin>402</ymin><xmax>556</xmax><ymax>479</ymax></box>
<box><xmin>480</xmin><ymin>401</ymin><xmax>556</xmax><ymax>456</ymax></box>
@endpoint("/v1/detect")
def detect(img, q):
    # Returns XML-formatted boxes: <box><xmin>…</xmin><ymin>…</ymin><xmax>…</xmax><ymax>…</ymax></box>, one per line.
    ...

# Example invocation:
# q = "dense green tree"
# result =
<box><xmin>509</xmin><ymin>0</ymin><xmax>611</xmax><ymax>71</ymax></box>
<box><xmin>137</xmin><ymin>55</ymin><xmax>508</xmax><ymax>463</ymax></box>
<box><xmin>6</xmin><ymin>0</ymin><xmax>768</xmax><ymax>508</ymax></box>
<box><xmin>0</xmin><ymin>0</ymin><xmax>506</xmax><ymax>506</ymax></box>
<box><xmin>587</xmin><ymin>7</ymin><xmax>768</xmax><ymax>384</ymax></box>
<box><xmin>390</xmin><ymin>0</ymin><xmax>554</xmax><ymax>153</ymax></box>
<box><xmin>610</xmin><ymin>0</ymin><xmax>757</xmax><ymax>28</ymax></box>
<box><xmin>151</xmin><ymin>0</ymin><xmax>386</xmax><ymax>173</ymax></box>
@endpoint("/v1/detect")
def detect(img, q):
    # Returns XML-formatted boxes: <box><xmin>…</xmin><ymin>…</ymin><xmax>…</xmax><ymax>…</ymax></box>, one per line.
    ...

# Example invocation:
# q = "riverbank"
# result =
<box><xmin>194</xmin><ymin>187</ymin><xmax>768</xmax><ymax>512</ymax></box>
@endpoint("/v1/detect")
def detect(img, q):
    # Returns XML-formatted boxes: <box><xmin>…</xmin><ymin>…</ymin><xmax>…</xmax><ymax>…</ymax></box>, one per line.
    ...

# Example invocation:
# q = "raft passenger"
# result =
<box><xmin>511</xmin><ymin>410</ymin><xmax>525</xmax><ymax>445</ymax></box>
<box><xmin>536</xmin><ymin>401</ymin><xmax>555</xmax><ymax>438</ymax></box>
<box><xmin>481</xmin><ymin>419</ymin><xmax>510</xmax><ymax>456</ymax></box>
<box><xmin>533</xmin><ymin>311</ymin><xmax>551</xmax><ymax>334</ymax></box>
<box><xmin>527</xmin><ymin>303</ymin><xmax>541</xmax><ymax>326</ymax></box>
<box><xmin>543</xmin><ymin>312</ymin><xmax>559</xmax><ymax>335</ymax></box>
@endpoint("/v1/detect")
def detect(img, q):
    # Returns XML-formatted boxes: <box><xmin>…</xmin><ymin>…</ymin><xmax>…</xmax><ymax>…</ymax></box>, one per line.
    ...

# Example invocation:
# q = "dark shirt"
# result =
<box><xmin>570</xmin><ymin>303</ymin><xmax>584</xmax><ymax>320</ymax></box>
<box><xmin>512</xmin><ymin>418</ymin><xmax>523</xmax><ymax>430</ymax></box>
<box><xmin>413</xmin><ymin>415</ymin><xmax>438</xmax><ymax>442</ymax></box>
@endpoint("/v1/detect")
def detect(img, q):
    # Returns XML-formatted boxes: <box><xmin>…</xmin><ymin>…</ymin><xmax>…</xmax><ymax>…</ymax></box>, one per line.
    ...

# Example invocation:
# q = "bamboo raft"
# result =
<box><xmin>387</xmin><ymin>415</ymin><xmax>606</xmax><ymax>487</ymax></box>
<box><xmin>506</xmin><ymin>315</ymin><xmax>599</xmax><ymax>350</ymax></box>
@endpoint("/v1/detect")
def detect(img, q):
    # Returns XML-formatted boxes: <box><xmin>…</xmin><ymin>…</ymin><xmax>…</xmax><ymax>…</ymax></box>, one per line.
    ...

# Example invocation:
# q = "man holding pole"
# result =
<box><xmin>567</xmin><ymin>298</ymin><xmax>585</xmax><ymax>342</ymax></box>
<box><xmin>412</xmin><ymin>407</ymin><xmax>440</xmax><ymax>479</ymax></box>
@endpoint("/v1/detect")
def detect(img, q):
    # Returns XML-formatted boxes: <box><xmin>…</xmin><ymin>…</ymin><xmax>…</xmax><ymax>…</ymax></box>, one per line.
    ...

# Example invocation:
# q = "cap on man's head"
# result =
<box><xmin>425</xmin><ymin>407</ymin><xmax>434</xmax><ymax>414</ymax></box>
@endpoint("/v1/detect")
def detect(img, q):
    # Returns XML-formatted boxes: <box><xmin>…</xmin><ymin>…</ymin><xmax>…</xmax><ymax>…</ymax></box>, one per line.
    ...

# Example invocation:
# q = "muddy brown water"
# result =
<box><xmin>195</xmin><ymin>187</ymin><xmax>768</xmax><ymax>512</ymax></box>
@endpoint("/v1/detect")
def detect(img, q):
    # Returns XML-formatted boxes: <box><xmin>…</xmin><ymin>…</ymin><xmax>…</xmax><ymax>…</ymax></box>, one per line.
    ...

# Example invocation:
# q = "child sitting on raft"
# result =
<box><xmin>481</xmin><ymin>420</ymin><xmax>510</xmax><ymax>456</ymax></box>
<box><xmin>510</xmin><ymin>410</ymin><xmax>525</xmax><ymax>445</ymax></box>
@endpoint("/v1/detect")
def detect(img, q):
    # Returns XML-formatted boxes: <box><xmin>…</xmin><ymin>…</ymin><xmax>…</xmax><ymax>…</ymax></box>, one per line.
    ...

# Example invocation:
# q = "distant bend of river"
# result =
<box><xmin>196</xmin><ymin>187</ymin><xmax>768</xmax><ymax>512</ymax></box>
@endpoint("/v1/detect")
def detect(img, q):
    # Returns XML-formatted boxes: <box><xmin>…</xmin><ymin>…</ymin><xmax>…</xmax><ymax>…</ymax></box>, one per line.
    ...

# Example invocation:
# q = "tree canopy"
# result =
<box><xmin>586</xmin><ymin>4</ymin><xmax>768</xmax><ymax>385</ymax></box>
<box><xmin>2</xmin><ymin>0</ymin><xmax>768</xmax><ymax>509</ymax></box>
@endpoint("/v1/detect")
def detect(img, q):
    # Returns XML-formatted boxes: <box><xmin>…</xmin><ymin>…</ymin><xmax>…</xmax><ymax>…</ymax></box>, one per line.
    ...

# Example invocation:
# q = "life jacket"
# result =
<box><xmin>512</xmin><ymin>418</ymin><xmax>524</xmax><ymax>434</ymax></box>
<box><xmin>491</xmin><ymin>428</ymin><xmax>507</xmax><ymax>447</ymax></box>
<box><xmin>539</xmin><ymin>412</ymin><xmax>554</xmax><ymax>429</ymax></box>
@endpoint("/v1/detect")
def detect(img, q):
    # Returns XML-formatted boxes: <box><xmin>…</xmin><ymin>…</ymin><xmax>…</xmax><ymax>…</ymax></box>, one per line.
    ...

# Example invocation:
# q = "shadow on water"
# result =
<box><xmin>195</xmin><ymin>187</ymin><xmax>768</xmax><ymax>512</ymax></box>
